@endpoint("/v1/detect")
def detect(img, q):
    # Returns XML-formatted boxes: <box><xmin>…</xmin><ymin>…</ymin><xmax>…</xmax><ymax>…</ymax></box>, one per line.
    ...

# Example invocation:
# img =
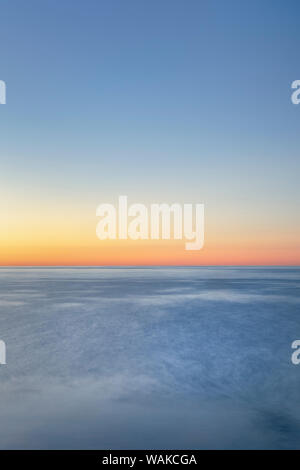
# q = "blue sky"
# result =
<box><xmin>0</xmin><ymin>0</ymin><xmax>299</xmax><ymax>261</ymax></box>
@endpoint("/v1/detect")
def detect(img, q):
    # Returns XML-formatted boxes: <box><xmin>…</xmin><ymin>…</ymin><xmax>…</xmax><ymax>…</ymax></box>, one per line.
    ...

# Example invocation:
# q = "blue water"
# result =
<box><xmin>0</xmin><ymin>267</ymin><xmax>299</xmax><ymax>449</ymax></box>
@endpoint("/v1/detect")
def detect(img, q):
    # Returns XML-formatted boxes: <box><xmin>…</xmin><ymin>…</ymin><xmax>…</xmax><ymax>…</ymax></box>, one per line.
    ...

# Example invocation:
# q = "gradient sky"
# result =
<box><xmin>0</xmin><ymin>0</ymin><xmax>300</xmax><ymax>265</ymax></box>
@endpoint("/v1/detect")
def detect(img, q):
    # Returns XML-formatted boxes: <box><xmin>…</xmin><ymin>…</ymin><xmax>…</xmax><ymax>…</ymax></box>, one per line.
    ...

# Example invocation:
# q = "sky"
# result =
<box><xmin>0</xmin><ymin>0</ymin><xmax>299</xmax><ymax>265</ymax></box>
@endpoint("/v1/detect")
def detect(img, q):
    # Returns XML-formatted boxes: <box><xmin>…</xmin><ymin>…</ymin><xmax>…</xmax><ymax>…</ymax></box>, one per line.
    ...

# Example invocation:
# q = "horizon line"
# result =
<box><xmin>0</xmin><ymin>265</ymin><xmax>299</xmax><ymax>268</ymax></box>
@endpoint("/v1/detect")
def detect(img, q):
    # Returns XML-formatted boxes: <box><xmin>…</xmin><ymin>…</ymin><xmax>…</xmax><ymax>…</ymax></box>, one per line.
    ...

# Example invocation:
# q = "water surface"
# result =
<box><xmin>0</xmin><ymin>267</ymin><xmax>299</xmax><ymax>449</ymax></box>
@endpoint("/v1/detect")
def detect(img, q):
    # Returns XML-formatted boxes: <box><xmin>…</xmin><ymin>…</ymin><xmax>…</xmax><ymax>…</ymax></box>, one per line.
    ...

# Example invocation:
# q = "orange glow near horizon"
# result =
<box><xmin>1</xmin><ymin>240</ymin><xmax>299</xmax><ymax>266</ymax></box>
<box><xmin>1</xmin><ymin>196</ymin><xmax>299</xmax><ymax>266</ymax></box>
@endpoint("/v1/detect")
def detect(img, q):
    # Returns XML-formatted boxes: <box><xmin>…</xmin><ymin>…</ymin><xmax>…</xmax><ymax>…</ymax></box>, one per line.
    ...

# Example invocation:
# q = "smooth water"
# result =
<box><xmin>0</xmin><ymin>267</ymin><xmax>299</xmax><ymax>449</ymax></box>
